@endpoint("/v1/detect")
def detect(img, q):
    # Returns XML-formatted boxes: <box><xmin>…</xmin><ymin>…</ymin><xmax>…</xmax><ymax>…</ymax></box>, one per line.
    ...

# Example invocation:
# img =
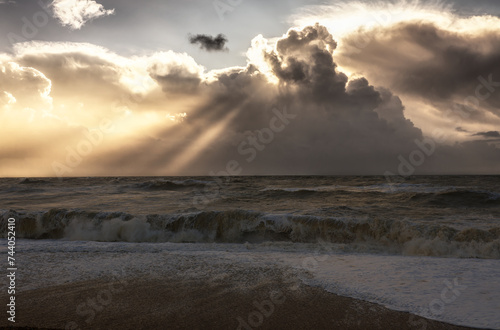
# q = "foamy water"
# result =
<box><xmin>1</xmin><ymin>176</ymin><xmax>499</xmax><ymax>328</ymax></box>
<box><xmin>2</xmin><ymin>239</ymin><xmax>498</xmax><ymax>329</ymax></box>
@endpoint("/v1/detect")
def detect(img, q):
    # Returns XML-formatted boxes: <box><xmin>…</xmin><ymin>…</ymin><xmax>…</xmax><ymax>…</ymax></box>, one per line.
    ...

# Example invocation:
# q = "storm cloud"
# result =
<box><xmin>340</xmin><ymin>22</ymin><xmax>500</xmax><ymax>108</ymax></box>
<box><xmin>333</xmin><ymin>21</ymin><xmax>500</xmax><ymax>142</ymax></box>
<box><xmin>473</xmin><ymin>131</ymin><xmax>500</xmax><ymax>138</ymax></box>
<box><xmin>189</xmin><ymin>34</ymin><xmax>228</xmax><ymax>52</ymax></box>
<box><xmin>0</xmin><ymin>19</ymin><xmax>499</xmax><ymax>176</ymax></box>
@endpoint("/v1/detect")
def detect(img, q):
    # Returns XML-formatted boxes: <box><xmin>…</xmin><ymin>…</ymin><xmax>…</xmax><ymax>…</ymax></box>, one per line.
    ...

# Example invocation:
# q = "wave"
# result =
<box><xmin>1</xmin><ymin>209</ymin><xmax>499</xmax><ymax>259</ymax></box>
<box><xmin>262</xmin><ymin>184</ymin><xmax>500</xmax><ymax>205</ymax></box>
<box><xmin>136</xmin><ymin>179</ymin><xmax>212</xmax><ymax>191</ymax></box>
<box><xmin>262</xmin><ymin>183</ymin><xmax>453</xmax><ymax>194</ymax></box>
<box><xmin>410</xmin><ymin>190</ymin><xmax>500</xmax><ymax>207</ymax></box>
<box><xmin>18</xmin><ymin>178</ymin><xmax>49</xmax><ymax>184</ymax></box>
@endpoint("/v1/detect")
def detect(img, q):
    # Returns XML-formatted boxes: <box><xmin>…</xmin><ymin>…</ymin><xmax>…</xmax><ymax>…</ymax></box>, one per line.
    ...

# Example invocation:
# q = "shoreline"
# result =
<box><xmin>0</xmin><ymin>275</ymin><xmax>480</xmax><ymax>330</ymax></box>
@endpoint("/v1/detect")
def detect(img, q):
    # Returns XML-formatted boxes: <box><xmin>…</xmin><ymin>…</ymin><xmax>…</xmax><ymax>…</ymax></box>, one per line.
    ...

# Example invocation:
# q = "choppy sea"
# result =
<box><xmin>1</xmin><ymin>176</ymin><xmax>499</xmax><ymax>328</ymax></box>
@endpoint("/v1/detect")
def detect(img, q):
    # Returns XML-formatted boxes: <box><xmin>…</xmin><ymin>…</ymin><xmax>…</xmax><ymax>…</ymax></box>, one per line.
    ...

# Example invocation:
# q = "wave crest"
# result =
<box><xmin>1</xmin><ymin>209</ymin><xmax>499</xmax><ymax>259</ymax></box>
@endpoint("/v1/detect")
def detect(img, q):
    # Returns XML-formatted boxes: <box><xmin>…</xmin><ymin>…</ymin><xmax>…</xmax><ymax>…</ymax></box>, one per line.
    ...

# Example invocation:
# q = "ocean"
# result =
<box><xmin>1</xmin><ymin>176</ymin><xmax>499</xmax><ymax>329</ymax></box>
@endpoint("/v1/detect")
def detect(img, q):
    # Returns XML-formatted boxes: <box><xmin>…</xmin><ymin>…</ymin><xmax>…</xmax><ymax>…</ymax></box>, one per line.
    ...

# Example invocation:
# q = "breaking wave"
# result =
<box><xmin>1</xmin><ymin>209</ymin><xmax>499</xmax><ymax>259</ymax></box>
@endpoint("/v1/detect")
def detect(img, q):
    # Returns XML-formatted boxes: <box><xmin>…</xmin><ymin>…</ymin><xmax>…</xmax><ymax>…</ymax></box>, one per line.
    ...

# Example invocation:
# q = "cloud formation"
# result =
<box><xmin>0</xmin><ymin>58</ymin><xmax>52</xmax><ymax>112</ymax></box>
<box><xmin>473</xmin><ymin>131</ymin><xmax>500</xmax><ymax>138</ymax></box>
<box><xmin>339</xmin><ymin>22</ymin><xmax>500</xmax><ymax>115</ymax></box>
<box><xmin>189</xmin><ymin>34</ymin><xmax>228</xmax><ymax>52</ymax></box>
<box><xmin>51</xmin><ymin>0</ymin><xmax>115</xmax><ymax>30</ymax></box>
<box><xmin>294</xmin><ymin>1</ymin><xmax>500</xmax><ymax>142</ymax></box>
<box><xmin>0</xmin><ymin>17</ymin><xmax>499</xmax><ymax>176</ymax></box>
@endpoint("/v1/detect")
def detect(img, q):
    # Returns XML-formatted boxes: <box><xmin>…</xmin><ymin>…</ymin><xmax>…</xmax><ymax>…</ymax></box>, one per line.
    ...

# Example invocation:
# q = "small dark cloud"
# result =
<box><xmin>456</xmin><ymin>127</ymin><xmax>468</xmax><ymax>132</ymax></box>
<box><xmin>472</xmin><ymin>131</ymin><xmax>500</xmax><ymax>138</ymax></box>
<box><xmin>189</xmin><ymin>34</ymin><xmax>228</xmax><ymax>52</ymax></box>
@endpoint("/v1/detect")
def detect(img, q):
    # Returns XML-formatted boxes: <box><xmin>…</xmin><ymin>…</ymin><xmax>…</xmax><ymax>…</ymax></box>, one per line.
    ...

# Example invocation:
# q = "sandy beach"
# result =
<box><xmin>0</xmin><ymin>272</ymin><xmax>479</xmax><ymax>330</ymax></box>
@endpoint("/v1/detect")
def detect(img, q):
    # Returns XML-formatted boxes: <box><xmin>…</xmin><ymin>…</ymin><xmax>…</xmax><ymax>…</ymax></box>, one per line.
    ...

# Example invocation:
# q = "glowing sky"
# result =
<box><xmin>1</xmin><ymin>0</ymin><xmax>500</xmax><ymax>177</ymax></box>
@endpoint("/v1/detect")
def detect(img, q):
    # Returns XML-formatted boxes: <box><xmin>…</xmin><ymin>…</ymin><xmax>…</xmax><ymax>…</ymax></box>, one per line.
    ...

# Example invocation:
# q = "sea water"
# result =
<box><xmin>1</xmin><ymin>176</ymin><xmax>499</xmax><ymax>328</ymax></box>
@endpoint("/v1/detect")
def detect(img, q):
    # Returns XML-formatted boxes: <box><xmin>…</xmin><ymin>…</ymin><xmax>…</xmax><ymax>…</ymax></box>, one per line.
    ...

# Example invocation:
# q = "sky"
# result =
<box><xmin>0</xmin><ymin>0</ymin><xmax>500</xmax><ymax>177</ymax></box>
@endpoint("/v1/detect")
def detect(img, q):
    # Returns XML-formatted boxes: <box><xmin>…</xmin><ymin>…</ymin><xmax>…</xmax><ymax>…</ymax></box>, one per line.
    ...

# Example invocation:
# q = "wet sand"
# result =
<box><xmin>0</xmin><ymin>274</ymin><xmax>478</xmax><ymax>330</ymax></box>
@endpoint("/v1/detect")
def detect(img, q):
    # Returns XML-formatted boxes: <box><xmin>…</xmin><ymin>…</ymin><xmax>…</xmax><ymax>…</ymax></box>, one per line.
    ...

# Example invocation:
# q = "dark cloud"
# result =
<box><xmin>473</xmin><ymin>131</ymin><xmax>500</xmax><ymax>138</ymax></box>
<box><xmin>144</xmin><ymin>23</ymin><xmax>498</xmax><ymax>175</ymax></box>
<box><xmin>188</xmin><ymin>34</ymin><xmax>228</xmax><ymax>52</ymax></box>
<box><xmin>339</xmin><ymin>22</ymin><xmax>500</xmax><ymax>123</ymax></box>
<box><xmin>101</xmin><ymin>24</ymin><xmax>427</xmax><ymax>175</ymax></box>
<box><xmin>149</xmin><ymin>66</ymin><xmax>201</xmax><ymax>94</ymax></box>
<box><xmin>2</xmin><ymin>24</ymin><xmax>500</xmax><ymax>176</ymax></box>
